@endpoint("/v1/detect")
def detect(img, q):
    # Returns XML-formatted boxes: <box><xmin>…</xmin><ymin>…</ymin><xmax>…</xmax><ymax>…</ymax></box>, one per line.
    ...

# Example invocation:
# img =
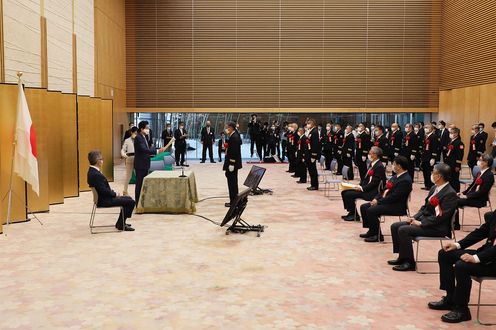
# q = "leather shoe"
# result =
<box><xmin>341</xmin><ymin>213</ymin><xmax>352</xmax><ymax>219</ymax></box>
<box><xmin>297</xmin><ymin>180</ymin><xmax>307</xmax><ymax>184</ymax></box>
<box><xmin>387</xmin><ymin>258</ymin><xmax>403</xmax><ymax>266</ymax></box>
<box><xmin>116</xmin><ymin>225</ymin><xmax>135</xmax><ymax>231</ymax></box>
<box><xmin>182</xmin><ymin>164</ymin><xmax>189</xmax><ymax>167</ymax></box>
<box><xmin>210</xmin><ymin>161</ymin><xmax>216</xmax><ymax>163</ymax></box>
<box><xmin>441</xmin><ymin>308</ymin><xmax>471</xmax><ymax>323</ymax></box>
<box><xmin>291</xmin><ymin>175</ymin><xmax>299</xmax><ymax>178</ymax></box>
<box><xmin>359</xmin><ymin>232</ymin><xmax>373</xmax><ymax>238</ymax></box>
<box><xmin>307</xmin><ymin>187</ymin><xmax>318</xmax><ymax>191</ymax></box>
<box><xmin>200</xmin><ymin>161</ymin><xmax>205</xmax><ymax>163</ymax></box>
<box><xmin>343</xmin><ymin>214</ymin><xmax>357</xmax><ymax>221</ymax></box>
<box><xmin>392</xmin><ymin>261</ymin><xmax>416</xmax><ymax>271</ymax></box>
<box><xmin>454</xmin><ymin>223</ymin><xmax>461</xmax><ymax>231</ymax></box>
<box><xmin>364</xmin><ymin>235</ymin><xmax>384</xmax><ymax>242</ymax></box>
<box><xmin>225</xmin><ymin>203</ymin><xmax>231</xmax><ymax>208</ymax></box>
<box><xmin>428</xmin><ymin>296</ymin><xmax>454</xmax><ymax>311</ymax></box>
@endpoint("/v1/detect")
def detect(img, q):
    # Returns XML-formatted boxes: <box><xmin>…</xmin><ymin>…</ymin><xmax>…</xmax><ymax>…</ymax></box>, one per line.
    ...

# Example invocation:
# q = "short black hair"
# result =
<box><xmin>129</xmin><ymin>122</ymin><xmax>134</xmax><ymax>126</ymax></box>
<box><xmin>481</xmin><ymin>154</ymin><xmax>494</xmax><ymax>168</ymax></box>
<box><xmin>393</xmin><ymin>156</ymin><xmax>408</xmax><ymax>171</ymax></box>
<box><xmin>130</xmin><ymin>126</ymin><xmax>138</xmax><ymax>133</ymax></box>
<box><xmin>227</xmin><ymin>121</ymin><xmax>236</xmax><ymax>130</ymax></box>
<box><xmin>439</xmin><ymin>120</ymin><xmax>446</xmax><ymax>126</ymax></box>
<box><xmin>178</xmin><ymin>121</ymin><xmax>185</xmax><ymax>125</ymax></box>
<box><xmin>434</xmin><ymin>163</ymin><xmax>451</xmax><ymax>181</ymax></box>
<box><xmin>88</xmin><ymin>150</ymin><xmax>102</xmax><ymax>166</ymax></box>
<box><xmin>138</xmin><ymin>121</ymin><xmax>149</xmax><ymax>130</ymax></box>
<box><xmin>479</xmin><ymin>123</ymin><xmax>485</xmax><ymax>128</ymax></box>
<box><xmin>375</xmin><ymin>125</ymin><xmax>384</xmax><ymax>133</ymax></box>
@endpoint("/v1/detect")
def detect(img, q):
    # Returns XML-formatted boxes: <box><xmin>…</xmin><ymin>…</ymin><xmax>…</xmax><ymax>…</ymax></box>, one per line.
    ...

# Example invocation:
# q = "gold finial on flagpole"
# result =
<box><xmin>17</xmin><ymin>71</ymin><xmax>23</xmax><ymax>83</ymax></box>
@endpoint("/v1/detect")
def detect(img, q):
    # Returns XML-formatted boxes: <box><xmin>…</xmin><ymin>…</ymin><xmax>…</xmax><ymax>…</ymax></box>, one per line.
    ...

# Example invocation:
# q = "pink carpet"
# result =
<box><xmin>0</xmin><ymin>162</ymin><xmax>494</xmax><ymax>329</ymax></box>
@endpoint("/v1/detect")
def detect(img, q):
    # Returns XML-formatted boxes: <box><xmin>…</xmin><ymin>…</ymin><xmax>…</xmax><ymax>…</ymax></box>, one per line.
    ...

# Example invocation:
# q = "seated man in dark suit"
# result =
<box><xmin>388</xmin><ymin>163</ymin><xmax>458</xmax><ymax>271</ymax></box>
<box><xmin>87</xmin><ymin>150</ymin><xmax>136</xmax><ymax>231</ymax></box>
<box><xmin>428</xmin><ymin>211</ymin><xmax>496</xmax><ymax>323</ymax></box>
<box><xmin>454</xmin><ymin>153</ymin><xmax>494</xmax><ymax>229</ymax></box>
<box><xmin>341</xmin><ymin>146</ymin><xmax>386</xmax><ymax>221</ymax></box>
<box><xmin>360</xmin><ymin>156</ymin><xmax>413</xmax><ymax>242</ymax></box>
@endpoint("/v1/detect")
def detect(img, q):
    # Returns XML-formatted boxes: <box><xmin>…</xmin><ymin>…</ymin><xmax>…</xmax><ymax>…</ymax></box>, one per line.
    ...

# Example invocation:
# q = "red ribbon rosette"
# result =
<box><xmin>406</xmin><ymin>136</ymin><xmax>410</xmax><ymax>141</ymax></box>
<box><xmin>425</xmin><ymin>139</ymin><xmax>431</xmax><ymax>145</ymax></box>
<box><xmin>386</xmin><ymin>181</ymin><xmax>394</xmax><ymax>190</ymax></box>
<box><xmin>306</xmin><ymin>139</ymin><xmax>310</xmax><ymax>145</ymax></box>
<box><xmin>367</xmin><ymin>169</ymin><xmax>374</xmax><ymax>177</ymax></box>
<box><xmin>471</xmin><ymin>139</ymin><xmax>475</xmax><ymax>145</ymax></box>
<box><xmin>374</xmin><ymin>141</ymin><xmax>379</xmax><ymax>146</ymax></box>
<box><xmin>357</xmin><ymin>138</ymin><xmax>362</xmax><ymax>143</ymax></box>
<box><xmin>475</xmin><ymin>177</ymin><xmax>483</xmax><ymax>185</ymax></box>
<box><xmin>224</xmin><ymin>142</ymin><xmax>229</xmax><ymax>150</ymax></box>
<box><xmin>448</xmin><ymin>145</ymin><xmax>454</xmax><ymax>150</ymax></box>
<box><xmin>429</xmin><ymin>196</ymin><xmax>440</xmax><ymax>207</ymax></box>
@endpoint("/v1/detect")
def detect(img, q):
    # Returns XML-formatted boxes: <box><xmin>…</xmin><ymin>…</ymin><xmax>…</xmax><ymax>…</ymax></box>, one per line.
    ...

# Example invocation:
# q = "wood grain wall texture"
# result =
<box><xmin>440</xmin><ymin>0</ymin><xmax>496</xmax><ymax>90</ymax></box>
<box><xmin>125</xmin><ymin>0</ymin><xmax>442</xmax><ymax>109</ymax></box>
<box><xmin>3</xmin><ymin>0</ymin><xmax>42</xmax><ymax>87</ymax></box>
<box><xmin>45</xmin><ymin>0</ymin><xmax>73</xmax><ymax>93</ymax></box>
<box><xmin>75</xmin><ymin>0</ymin><xmax>95</xmax><ymax>96</ymax></box>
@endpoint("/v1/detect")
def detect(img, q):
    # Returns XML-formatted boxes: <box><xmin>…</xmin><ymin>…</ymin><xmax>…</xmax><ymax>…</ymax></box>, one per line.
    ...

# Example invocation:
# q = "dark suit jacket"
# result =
<box><xmin>459</xmin><ymin>211</ymin><xmax>496</xmax><ymax>265</ymax></box>
<box><xmin>462</xmin><ymin>169</ymin><xmax>495</xmax><ymax>205</ymax></box>
<box><xmin>355</xmin><ymin>132</ymin><xmax>371</xmax><ymax>159</ymax></box>
<box><xmin>342</xmin><ymin>132</ymin><xmax>355</xmax><ymax>158</ymax></box>
<box><xmin>468</xmin><ymin>132</ymin><xmax>487</xmax><ymax>162</ymax></box>
<box><xmin>134</xmin><ymin>134</ymin><xmax>156</xmax><ymax>171</ymax></box>
<box><xmin>201</xmin><ymin>126</ymin><xmax>215</xmax><ymax>144</ymax></box>
<box><xmin>439</xmin><ymin>128</ymin><xmax>450</xmax><ymax>154</ymax></box>
<box><xmin>400</xmin><ymin>131</ymin><xmax>419</xmax><ymax>159</ymax></box>
<box><xmin>421</xmin><ymin>132</ymin><xmax>439</xmax><ymax>162</ymax></box>
<box><xmin>375</xmin><ymin>172</ymin><xmax>413</xmax><ymax>214</ymax></box>
<box><xmin>305</xmin><ymin>127</ymin><xmax>321</xmax><ymax>162</ymax></box>
<box><xmin>334</xmin><ymin>129</ymin><xmax>344</xmax><ymax>154</ymax></box>
<box><xmin>87</xmin><ymin>167</ymin><xmax>117</xmax><ymax>207</ymax></box>
<box><xmin>161</xmin><ymin>129</ymin><xmax>173</xmax><ymax>146</ymax></box>
<box><xmin>445</xmin><ymin>137</ymin><xmax>464</xmax><ymax>171</ymax></box>
<box><xmin>223</xmin><ymin>131</ymin><xmax>242</xmax><ymax>171</ymax></box>
<box><xmin>373</xmin><ymin>134</ymin><xmax>390</xmax><ymax>163</ymax></box>
<box><xmin>389</xmin><ymin>130</ymin><xmax>403</xmax><ymax>157</ymax></box>
<box><xmin>413</xmin><ymin>184</ymin><xmax>458</xmax><ymax>234</ymax></box>
<box><xmin>174</xmin><ymin>128</ymin><xmax>188</xmax><ymax>150</ymax></box>
<box><xmin>360</xmin><ymin>161</ymin><xmax>386</xmax><ymax>199</ymax></box>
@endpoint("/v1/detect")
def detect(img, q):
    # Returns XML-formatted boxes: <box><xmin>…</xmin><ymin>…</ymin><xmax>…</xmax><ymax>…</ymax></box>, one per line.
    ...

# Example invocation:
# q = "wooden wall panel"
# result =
<box><xmin>46</xmin><ymin>91</ymin><xmax>65</xmax><ymax>204</ymax></box>
<box><xmin>60</xmin><ymin>93</ymin><xmax>79</xmax><ymax>198</ymax></box>
<box><xmin>440</xmin><ymin>0</ymin><xmax>496</xmax><ymax>90</ymax></box>
<box><xmin>0</xmin><ymin>84</ymin><xmax>28</xmax><ymax>224</ymax></box>
<box><xmin>438</xmin><ymin>82</ymin><xmax>496</xmax><ymax>162</ymax></box>
<box><xmin>25</xmin><ymin>88</ymin><xmax>50</xmax><ymax>212</ymax></box>
<box><xmin>126</xmin><ymin>0</ymin><xmax>441</xmax><ymax>109</ymax></box>
<box><xmin>0</xmin><ymin>0</ymin><xmax>4</xmax><ymax>83</ymax></box>
<box><xmin>77</xmin><ymin>96</ymin><xmax>113</xmax><ymax>191</ymax></box>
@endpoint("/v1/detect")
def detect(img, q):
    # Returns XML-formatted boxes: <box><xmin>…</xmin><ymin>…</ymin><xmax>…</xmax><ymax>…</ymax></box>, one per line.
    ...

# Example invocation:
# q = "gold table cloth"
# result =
<box><xmin>136</xmin><ymin>170</ymin><xmax>199</xmax><ymax>214</ymax></box>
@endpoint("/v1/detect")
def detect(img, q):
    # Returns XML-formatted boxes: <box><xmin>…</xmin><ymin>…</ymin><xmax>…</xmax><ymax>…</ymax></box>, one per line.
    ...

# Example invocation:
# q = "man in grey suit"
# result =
<box><xmin>388</xmin><ymin>163</ymin><xmax>458</xmax><ymax>271</ymax></box>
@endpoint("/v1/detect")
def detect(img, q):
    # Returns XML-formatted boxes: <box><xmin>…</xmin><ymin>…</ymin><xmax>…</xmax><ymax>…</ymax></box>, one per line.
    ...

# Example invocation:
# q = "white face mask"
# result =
<box><xmin>326</xmin><ymin>126</ymin><xmax>331</xmax><ymax>130</ymax></box>
<box><xmin>471</xmin><ymin>130</ymin><xmax>475</xmax><ymax>135</ymax></box>
<box><xmin>414</xmin><ymin>128</ymin><xmax>419</xmax><ymax>133</ymax></box>
<box><xmin>144</xmin><ymin>128</ymin><xmax>150</xmax><ymax>135</ymax></box>
<box><xmin>225</xmin><ymin>129</ymin><xmax>229</xmax><ymax>134</ymax></box>
<box><xmin>334</xmin><ymin>126</ymin><xmax>339</xmax><ymax>131</ymax></box>
<box><xmin>368</xmin><ymin>155</ymin><xmax>374</xmax><ymax>162</ymax></box>
<box><xmin>358</xmin><ymin>127</ymin><xmax>363</xmax><ymax>133</ymax></box>
<box><xmin>449</xmin><ymin>133</ymin><xmax>455</xmax><ymax>139</ymax></box>
<box><xmin>430</xmin><ymin>174</ymin><xmax>436</xmax><ymax>184</ymax></box>
<box><xmin>477</xmin><ymin>160</ymin><xmax>482</xmax><ymax>168</ymax></box>
<box><xmin>438</xmin><ymin>125</ymin><xmax>444</xmax><ymax>130</ymax></box>
<box><xmin>180</xmin><ymin>126</ymin><xmax>184</xmax><ymax>130</ymax></box>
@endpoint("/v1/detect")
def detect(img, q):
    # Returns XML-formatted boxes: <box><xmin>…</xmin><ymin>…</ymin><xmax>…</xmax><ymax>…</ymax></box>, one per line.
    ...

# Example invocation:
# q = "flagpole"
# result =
<box><xmin>5</xmin><ymin>72</ymin><xmax>23</xmax><ymax>226</ymax></box>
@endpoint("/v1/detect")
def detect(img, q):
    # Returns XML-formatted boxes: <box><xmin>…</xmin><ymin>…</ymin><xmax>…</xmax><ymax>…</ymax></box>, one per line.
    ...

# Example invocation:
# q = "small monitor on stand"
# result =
<box><xmin>243</xmin><ymin>165</ymin><xmax>271</xmax><ymax>195</ymax></box>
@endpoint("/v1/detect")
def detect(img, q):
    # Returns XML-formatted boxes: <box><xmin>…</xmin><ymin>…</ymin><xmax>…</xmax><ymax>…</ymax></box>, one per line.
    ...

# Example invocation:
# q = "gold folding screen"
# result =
<box><xmin>0</xmin><ymin>84</ymin><xmax>28</xmax><ymax>225</ymax></box>
<box><xmin>77</xmin><ymin>96</ymin><xmax>114</xmax><ymax>191</ymax></box>
<box><xmin>60</xmin><ymin>93</ymin><xmax>79</xmax><ymax>198</ymax></box>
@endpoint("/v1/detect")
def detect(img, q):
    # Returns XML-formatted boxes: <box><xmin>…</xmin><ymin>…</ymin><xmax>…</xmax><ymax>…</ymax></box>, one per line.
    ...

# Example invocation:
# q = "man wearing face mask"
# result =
<box><xmin>305</xmin><ymin>119</ymin><xmax>321</xmax><ymax>190</ymax></box>
<box><xmin>428</xmin><ymin>209</ymin><xmax>496</xmax><ymax>323</ymax></box>
<box><xmin>421</xmin><ymin>123</ymin><xmax>439</xmax><ymax>190</ymax></box>
<box><xmin>414</xmin><ymin>123</ymin><xmax>424</xmax><ymax>168</ymax></box>
<box><xmin>161</xmin><ymin>123</ymin><xmax>173</xmax><ymax>151</ymax></box>
<box><xmin>285</xmin><ymin>123</ymin><xmax>297</xmax><ymax>173</ymax></box>
<box><xmin>174</xmin><ymin>121</ymin><xmax>188</xmax><ymax>167</ymax></box>
<box><xmin>322</xmin><ymin>122</ymin><xmax>334</xmax><ymax>171</ymax></box>
<box><xmin>437</xmin><ymin>121</ymin><xmax>450</xmax><ymax>161</ymax></box>
<box><xmin>372</xmin><ymin>125</ymin><xmax>390</xmax><ymax>165</ymax></box>
<box><xmin>445</xmin><ymin>127</ymin><xmax>464</xmax><ymax>193</ymax></box>
<box><xmin>454</xmin><ymin>154</ymin><xmax>494</xmax><ymax>229</ymax></box>
<box><xmin>400</xmin><ymin>123</ymin><xmax>419</xmax><ymax>181</ymax></box>
<box><xmin>88</xmin><ymin>150</ymin><xmax>136</xmax><ymax>231</ymax></box>
<box><xmin>467</xmin><ymin>124</ymin><xmax>487</xmax><ymax>175</ymax></box>
<box><xmin>388</xmin><ymin>163</ymin><xmax>458</xmax><ymax>271</ymax></box>
<box><xmin>295</xmin><ymin>127</ymin><xmax>307</xmax><ymax>182</ymax></box>
<box><xmin>389</xmin><ymin>123</ymin><xmax>403</xmax><ymax>163</ymax></box>
<box><xmin>333</xmin><ymin>123</ymin><xmax>344</xmax><ymax>175</ymax></box>
<box><xmin>248</xmin><ymin>114</ymin><xmax>262</xmax><ymax>160</ymax></box>
<box><xmin>341</xmin><ymin>146</ymin><xmax>386</xmax><ymax>221</ymax></box>
<box><xmin>223</xmin><ymin>122</ymin><xmax>242</xmax><ymax>207</ymax></box>
<box><xmin>355</xmin><ymin>123</ymin><xmax>371</xmax><ymax>180</ymax></box>
<box><xmin>360</xmin><ymin>156</ymin><xmax>413</xmax><ymax>242</ymax></box>
<box><xmin>200</xmin><ymin>121</ymin><xmax>216</xmax><ymax>163</ymax></box>
<box><xmin>134</xmin><ymin>121</ymin><xmax>167</xmax><ymax>205</ymax></box>
<box><xmin>342</xmin><ymin>125</ymin><xmax>355</xmax><ymax>180</ymax></box>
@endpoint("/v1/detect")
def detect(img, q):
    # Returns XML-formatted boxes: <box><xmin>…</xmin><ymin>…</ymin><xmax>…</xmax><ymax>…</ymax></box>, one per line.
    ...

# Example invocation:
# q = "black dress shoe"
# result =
<box><xmin>392</xmin><ymin>261</ymin><xmax>416</xmax><ymax>271</ymax></box>
<box><xmin>291</xmin><ymin>175</ymin><xmax>299</xmax><ymax>178</ymax></box>
<box><xmin>343</xmin><ymin>214</ymin><xmax>356</xmax><ymax>221</ymax></box>
<box><xmin>441</xmin><ymin>308</ymin><xmax>471</xmax><ymax>323</ymax></box>
<box><xmin>307</xmin><ymin>187</ymin><xmax>318</xmax><ymax>191</ymax></box>
<box><xmin>341</xmin><ymin>213</ymin><xmax>352</xmax><ymax>219</ymax></box>
<box><xmin>335</xmin><ymin>172</ymin><xmax>342</xmax><ymax>175</ymax></box>
<box><xmin>364</xmin><ymin>235</ymin><xmax>384</xmax><ymax>242</ymax></box>
<box><xmin>116</xmin><ymin>225</ymin><xmax>135</xmax><ymax>231</ymax></box>
<box><xmin>387</xmin><ymin>258</ymin><xmax>403</xmax><ymax>266</ymax></box>
<box><xmin>225</xmin><ymin>203</ymin><xmax>231</xmax><ymax>207</ymax></box>
<box><xmin>297</xmin><ymin>180</ymin><xmax>307</xmax><ymax>184</ymax></box>
<box><xmin>210</xmin><ymin>161</ymin><xmax>216</xmax><ymax>163</ymax></box>
<box><xmin>200</xmin><ymin>161</ymin><xmax>205</xmax><ymax>163</ymax></box>
<box><xmin>428</xmin><ymin>296</ymin><xmax>454</xmax><ymax>311</ymax></box>
<box><xmin>182</xmin><ymin>164</ymin><xmax>189</xmax><ymax>167</ymax></box>
<box><xmin>454</xmin><ymin>223</ymin><xmax>461</xmax><ymax>231</ymax></box>
<box><xmin>359</xmin><ymin>232</ymin><xmax>373</xmax><ymax>238</ymax></box>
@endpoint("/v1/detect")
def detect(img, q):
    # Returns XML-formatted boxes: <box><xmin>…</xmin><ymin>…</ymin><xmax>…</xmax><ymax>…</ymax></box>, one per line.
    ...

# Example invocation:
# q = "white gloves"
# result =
<box><xmin>312</xmin><ymin>158</ymin><xmax>316</xmax><ymax>163</ymax></box>
<box><xmin>410</xmin><ymin>155</ymin><xmax>415</xmax><ymax>161</ymax></box>
<box><xmin>338</xmin><ymin>151</ymin><xmax>342</xmax><ymax>155</ymax></box>
<box><xmin>346</xmin><ymin>153</ymin><xmax>351</xmax><ymax>158</ymax></box>
<box><xmin>394</xmin><ymin>152</ymin><xmax>399</xmax><ymax>157</ymax></box>
<box><xmin>362</xmin><ymin>156</ymin><xmax>366</xmax><ymax>162</ymax></box>
<box><xmin>229</xmin><ymin>165</ymin><xmax>234</xmax><ymax>172</ymax></box>
<box><xmin>430</xmin><ymin>159</ymin><xmax>435</xmax><ymax>166</ymax></box>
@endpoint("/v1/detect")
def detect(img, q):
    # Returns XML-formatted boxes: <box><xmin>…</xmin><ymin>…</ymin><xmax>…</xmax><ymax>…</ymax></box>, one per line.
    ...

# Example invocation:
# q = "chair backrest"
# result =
<box><xmin>472</xmin><ymin>165</ymin><xmax>481</xmax><ymax>178</ymax></box>
<box><xmin>342</xmin><ymin>165</ymin><xmax>350</xmax><ymax>181</ymax></box>
<box><xmin>90</xmin><ymin>187</ymin><xmax>99</xmax><ymax>205</ymax></box>
<box><xmin>450</xmin><ymin>209</ymin><xmax>458</xmax><ymax>240</ymax></box>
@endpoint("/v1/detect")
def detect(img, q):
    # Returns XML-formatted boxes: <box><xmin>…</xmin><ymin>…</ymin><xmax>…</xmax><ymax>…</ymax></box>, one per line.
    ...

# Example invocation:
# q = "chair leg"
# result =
<box><xmin>477</xmin><ymin>280</ymin><xmax>482</xmax><ymax>325</ymax></box>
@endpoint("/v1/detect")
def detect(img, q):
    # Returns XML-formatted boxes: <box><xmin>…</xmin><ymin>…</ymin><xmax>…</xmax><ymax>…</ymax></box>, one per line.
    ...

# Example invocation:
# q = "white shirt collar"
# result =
<box><xmin>396</xmin><ymin>171</ymin><xmax>407</xmax><ymax>178</ymax></box>
<box><xmin>434</xmin><ymin>182</ymin><xmax>450</xmax><ymax>193</ymax></box>
<box><xmin>371</xmin><ymin>159</ymin><xmax>379</xmax><ymax>168</ymax></box>
<box><xmin>90</xmin><ymin>165</ymin><xmax>101</xmax><ymax>172</ymax></box>
<box><xmin>480</xmin><ymin>167</ymin><xmax>489</xmax><ymax>176</ymax></box>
